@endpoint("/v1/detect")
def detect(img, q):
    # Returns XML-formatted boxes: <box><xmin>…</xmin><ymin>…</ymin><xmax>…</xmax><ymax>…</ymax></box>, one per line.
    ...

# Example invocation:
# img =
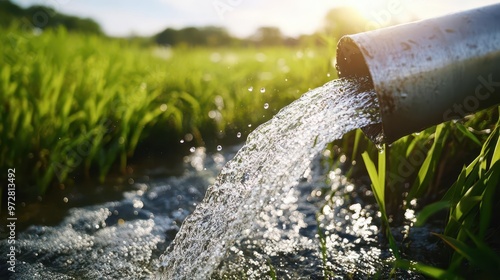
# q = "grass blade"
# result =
<box><xmin>407</xmin><ymin>124</ymin><xmax>447</xmax><ymax>201</ymax></box>
<box><xmin>479</xmin><ymin>163</ymin><xmax>500</xmax><ymax>237</ymax></box>
<box><xmin>394</xmin><ymin>259</ymin><xmax>458</xmax><ymax>280</ymax></box>
<box><xmin>455</xmin><ymin>122</ymin><xmax>482</xmax><ymax>146</ymax></box>
<box><xmin>362</xmin><ymin>151</ymin><xmax>383</xmax><ymax>208</ymax></box>
<box><xmin>415</xmin><ymin>201</ymin><xmax>451</xmax><ymax>227</ymax></box>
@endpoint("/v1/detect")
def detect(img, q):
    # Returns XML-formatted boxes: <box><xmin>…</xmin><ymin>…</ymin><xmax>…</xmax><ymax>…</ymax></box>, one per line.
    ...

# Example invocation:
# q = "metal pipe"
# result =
<box><xmin>336</xmin><ymin>4</ymin><xmax>500</xmax><ymax>144</ymax></box>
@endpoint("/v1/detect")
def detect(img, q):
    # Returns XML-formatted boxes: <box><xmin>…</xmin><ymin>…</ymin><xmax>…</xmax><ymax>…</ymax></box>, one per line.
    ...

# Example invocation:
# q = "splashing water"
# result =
<box><xmin>157</xmin><ymin>77</ymin><xmax>381</xmax><ymax>279</ymax></box>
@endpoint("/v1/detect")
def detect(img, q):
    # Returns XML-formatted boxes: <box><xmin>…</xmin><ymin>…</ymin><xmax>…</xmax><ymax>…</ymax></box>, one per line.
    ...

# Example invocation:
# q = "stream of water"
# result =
<box><xmin>1</xmin><ymin>76</ymin><xmax>432</xmax><ymax>279</ymax></box>
<box><xmin>157</xmin><ymin>77</ymin><xmax>381</xmax><ymax>279</ymax></box>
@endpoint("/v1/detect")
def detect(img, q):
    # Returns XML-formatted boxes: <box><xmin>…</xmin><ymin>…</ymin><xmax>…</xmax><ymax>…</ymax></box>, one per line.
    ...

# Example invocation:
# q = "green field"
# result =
<box><xmin>1</xmin><ymin>24</ymin><xmax>500</xmax><ymax>278</ymax></box>
<box><xmin>0</xmin><ymin>25</ymin><xmax>333</xmax><ymax>194</ymax></box>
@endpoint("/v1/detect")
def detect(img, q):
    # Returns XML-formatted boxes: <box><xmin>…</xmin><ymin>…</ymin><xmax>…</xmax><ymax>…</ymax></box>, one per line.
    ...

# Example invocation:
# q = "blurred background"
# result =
<box><xmin>7</xmin><ymin>0</ymin><xmax>499</xmax><ymax>38</ymax></box>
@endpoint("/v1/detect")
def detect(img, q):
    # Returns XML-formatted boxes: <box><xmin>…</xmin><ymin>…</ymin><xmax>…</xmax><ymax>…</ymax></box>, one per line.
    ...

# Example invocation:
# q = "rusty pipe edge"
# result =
<box><xmin>336</xmin><ymin>3</ymin><xmax>500</xmax><ymax>144</ymax></box>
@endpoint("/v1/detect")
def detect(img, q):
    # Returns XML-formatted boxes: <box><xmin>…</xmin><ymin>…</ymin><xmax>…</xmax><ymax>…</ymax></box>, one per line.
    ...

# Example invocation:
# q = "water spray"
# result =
<box><xmin>336</xmin><ymin>3</ymin><xmax>500</xmax><ymax>143</ymax></box>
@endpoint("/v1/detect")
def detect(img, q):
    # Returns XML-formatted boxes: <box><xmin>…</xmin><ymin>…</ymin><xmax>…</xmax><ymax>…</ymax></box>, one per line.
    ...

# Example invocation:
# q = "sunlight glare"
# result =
<box><xmin>340</xmin><ymin>0</ymin><xmax>411</xmax><ymax>30</ymax></box>
<box><xmin>343</xmin><ymin>0</ymin><xmax>390</xmax><ymax>18</ymax></box>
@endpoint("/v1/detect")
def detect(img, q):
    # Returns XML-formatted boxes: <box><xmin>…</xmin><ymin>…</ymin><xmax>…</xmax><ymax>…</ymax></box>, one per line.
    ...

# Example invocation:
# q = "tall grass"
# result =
<box><xmin>0</xmin><ymin>25</ymin><xmax>333</xmax><ymax>194</ymax></box>
<box><xmin>356</xmin><ymin>107</ymin><xmax>500</xmax><ymax>278</ymax></box>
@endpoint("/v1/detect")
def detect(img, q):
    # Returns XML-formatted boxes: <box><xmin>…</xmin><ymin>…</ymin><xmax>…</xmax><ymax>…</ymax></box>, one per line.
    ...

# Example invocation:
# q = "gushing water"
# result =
<box><xmin>157</xmin><ymin>77</ymin><xmax>381</xmax><ymax>279</ymax></box>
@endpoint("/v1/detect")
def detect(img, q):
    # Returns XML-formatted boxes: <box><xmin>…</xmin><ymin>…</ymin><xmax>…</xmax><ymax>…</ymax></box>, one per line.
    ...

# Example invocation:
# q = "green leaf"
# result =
<box><xmin>442</xmin><ymin>166</ymin><xmax>467</xmax><ymax>202</ymax></box>
<box><xmin>435</xmin><ymin>231</ymin><xmax>500</xmax><ymax>275</ymax></box>
<box><xmin>454</xmin><ymin>195</ymin><xmax>481</xmax><ymax>221</ymax></box>
<box><xmin>362</xmin><ymin>149</ymin><xmax>400</xmax><ymax>259</ymax></box>
<box><xmin>362</xmin><ymin>151</ymin><xmax>383</xmax><ymax>208</ymax></box>
<box><xmin>394</xmin><ymin>259</ymin><xmax>458</xmax><ymax>280</ymax></box>
<box><xmin>479</xmin><ymin>163</ymin><xmax>500</xmax><ymax>237</ymax></box>
<box><xmin>491</xmin><ymin>129</ymin><xmax>500</xmax><ymax>168</ymax></box>
<box><xmin>351</xmin><ymin>129</ymin><xmax>362</xmax><ymax>160</ymax></box>
<box><xmin>455</xmin><ymin>122</ymin><xmax>482</xmax><ymax>146</ymax></box>
<box><xmin>462</xmin><ymin>228</ymin><xmax>500</xmax><ymax>267</ymax></box>
<box><xmin>378</xmin><ymin>145</ymin><xmax>386</xmax><ymax>203</ymax></box>
<box><xmin>434</xmin><ymin>233</ymin><xmax>477</xmax><ymax>262</ymax></box>
<box><xmin>408</xmin><ymin>124</ymin><xmax>448</xmax><ymax>201</ymax></box>
<box><xmin>415</xmin><ymin>201</ymin><xmax>451</xmax><ymax>227</ymax></box>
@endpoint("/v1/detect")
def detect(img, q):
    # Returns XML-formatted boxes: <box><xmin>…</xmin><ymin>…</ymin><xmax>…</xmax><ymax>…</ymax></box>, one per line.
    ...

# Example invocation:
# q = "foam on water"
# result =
<box><xmin>157</xmin><ymin>77</ymin><xmax>381</xmax><ymax>279</ymax></box>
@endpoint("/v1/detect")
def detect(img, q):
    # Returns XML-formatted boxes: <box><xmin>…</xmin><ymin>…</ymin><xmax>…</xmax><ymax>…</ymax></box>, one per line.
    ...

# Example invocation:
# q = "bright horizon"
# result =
<box><xmin>11</xmin><ymin>0</ymin><xmax>500</xmax><ymax>38</ymax></box>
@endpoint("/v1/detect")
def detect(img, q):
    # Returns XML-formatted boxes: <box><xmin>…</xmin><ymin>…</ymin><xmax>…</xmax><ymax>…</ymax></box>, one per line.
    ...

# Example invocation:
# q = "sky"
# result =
<box><xmin>11</xmin><ymin>0</ymin><xmax>500</xmax><ymax>38</ymax></box>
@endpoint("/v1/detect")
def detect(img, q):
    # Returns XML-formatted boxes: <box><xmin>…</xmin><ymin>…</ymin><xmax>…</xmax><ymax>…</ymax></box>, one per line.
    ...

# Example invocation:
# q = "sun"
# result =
<box><xmin>340</xmin><ymin>0</ymin><xmax>410</xmax><ymax>30</ymax></box>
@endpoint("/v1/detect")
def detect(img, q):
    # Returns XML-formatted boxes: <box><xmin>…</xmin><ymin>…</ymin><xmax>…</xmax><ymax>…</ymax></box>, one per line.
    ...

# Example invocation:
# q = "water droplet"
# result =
<box><xmin>248</xmin><ymin>124</ymin><xmax>252</xmax><ymax>128</ymax></box>
<box><xmin>376</xmin><ymin>144</ymin><xmax>385</xmax><ymax>153</ymax></box>
<box><xmin>263</xmin><ymin>103</ymin><xmax>269</xmax><ymax>109</ymax></box>
<box><xmin>217</xmin><ymin>145</ymin><xmax>222</xmax><ymax>151</ymax></box>
<box><xmin>236</xmin><ymin>132</ymin><xmax>241</xmax><ymax>138</ymax></box>
<box><xmin>190</xmin><ymin>147</ymin><xmax>196</xmax><ymax>153</ymax></box>
<box><xmin>240</xmin><ymin>172</ymin><xmax>250</xmax><ymax>184</ymax></box>
<box><xmin>260</xmin><ymin>87</ymin><xmax>266</xmax><ymax>93</ymax></box>
<box><xmin>185</xmin><ymin>133</ymin><xmax>194</xmax><ymax>141</ymax></box>
<box><xmin>401</xmin><ymin>92</ymin><xmax>408</xmax><ymax>99</ymax></box>
<box><xmin>160</xmin><ymin>104</ymin><xmax>168</xmax><ymax>111</ymax></box>
<box><xmin>208</xmin><ymin>110</ymin><xmax>217</xmax><ymax>119</ymax></box>
<box><xmin>339</xmin><ymin>154</ymin><xmax>346</xmax><ymax>163</ymax></box>
<box><xmin>180</xmin><ymin>139</ymin><xmax>185</xmax><ymax>143</ymax></box>
<box><xmin>248</xmin><ymin>86</ymin><xmax>253</xmax><ymax>92</ymax></box>
<box><xmin>327</xmin><ymin>73</ymin><xmax>331</xmax><ymax>77</ymax></box>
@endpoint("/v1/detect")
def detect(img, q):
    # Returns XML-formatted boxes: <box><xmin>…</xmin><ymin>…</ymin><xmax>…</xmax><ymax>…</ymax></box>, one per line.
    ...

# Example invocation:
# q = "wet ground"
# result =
<box><xmin>0</xmin><ymin>146</ymin><xmax>441</xmax><ymax>279</ymax></box>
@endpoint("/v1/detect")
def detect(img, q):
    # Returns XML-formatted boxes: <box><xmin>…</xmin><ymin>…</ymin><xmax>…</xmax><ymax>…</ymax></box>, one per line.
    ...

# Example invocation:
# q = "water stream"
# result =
<box><xmin>157</xmin><ymin>77</ymin><xmax>381</xmax><ymax>279</ymax></box>
<box><xmin>1</xmin><ymin>77</ymin><xmax>434</xmax><ymax>279</ymax></box>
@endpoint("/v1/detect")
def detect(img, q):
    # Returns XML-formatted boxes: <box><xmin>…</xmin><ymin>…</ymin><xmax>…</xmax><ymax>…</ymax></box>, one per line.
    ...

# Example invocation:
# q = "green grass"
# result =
<box><xmin>362</xmin><ymin>146</ymin><xmax>401</xmax><ymax>261</ymax></box>
<box><xmin>0</xmin><ymin>25</ymin><xmax>333</xmax><ymax>194</ymax></box>
<box><xmin>350</xmin><ymin>107</ymin><xmax>500</xmax><ymax>278</ymax></box>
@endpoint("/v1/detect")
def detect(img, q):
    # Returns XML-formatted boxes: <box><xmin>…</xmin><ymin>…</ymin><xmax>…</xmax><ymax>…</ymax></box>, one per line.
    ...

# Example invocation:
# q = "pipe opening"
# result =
<box><xmin>336</xmin><ymin>37</ymin><xmax>371</xmax><ymax>78</ymax></box>
<box><xmin>336</xmin><ymin>36</ymin><xmax>385</xmax><ymax>144</ymax></box>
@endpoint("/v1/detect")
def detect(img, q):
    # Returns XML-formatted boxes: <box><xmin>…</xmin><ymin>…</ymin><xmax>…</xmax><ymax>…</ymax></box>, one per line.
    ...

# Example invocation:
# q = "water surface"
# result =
<box><xmin>158</xmin><ymin>77</ymin><xmax>381</xmax><ymax>279</ymax></box>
